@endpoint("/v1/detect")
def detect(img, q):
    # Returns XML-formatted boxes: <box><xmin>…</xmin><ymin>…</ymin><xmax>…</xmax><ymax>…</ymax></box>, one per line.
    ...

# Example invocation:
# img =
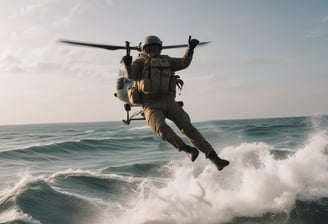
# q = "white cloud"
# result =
<box><xmin>0</xmin><ymin>46</ymin><xmax>115</xmax><ymax>80</ymax></box>
<box><xmin>242</xmin><ymin>55</ymin><xmax>304</xmax><ymax>65</ymax></box>
<box><xmin>0</xmin><ymin>52</ymin><xmax>25</xmax><ymax>73</ymax></box>
<box><xmin>322</xmin><ymin>16</ymin><xmax>328</xmax><ymax>23</ymax></box>
<box><xmin>305</xmin><ymin>29</ymin><xmax>328</xmax><ymax>39</ymax></box>
<box><xmin>303</xmin><ymin>15</ymin><xmax>328</xmax><ymax>39</ymax></box>
<box><xmin>51</xmin><ymin>3</ymin><xmax>88</xmax><ymax>29</ymax></box>
<box><xmin>10</xmin><ymin>0</ymin><xmax>55</xmax><ymax>19</ymax></box>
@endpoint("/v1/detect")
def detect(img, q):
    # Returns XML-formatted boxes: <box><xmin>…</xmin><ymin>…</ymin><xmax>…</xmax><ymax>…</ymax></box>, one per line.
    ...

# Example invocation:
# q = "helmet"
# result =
<box><xmin>141</xmin><ymin>35</ymin><xmax>162</xmax><ymax>51</ymax></box>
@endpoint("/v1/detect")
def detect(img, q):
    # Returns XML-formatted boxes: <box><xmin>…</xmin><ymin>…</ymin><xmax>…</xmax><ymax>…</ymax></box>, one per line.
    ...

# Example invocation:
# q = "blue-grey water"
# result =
<box><xmin>0</xmin><ymin>116</ymin><xmax>328</xmax><ymax>224</ymax></box>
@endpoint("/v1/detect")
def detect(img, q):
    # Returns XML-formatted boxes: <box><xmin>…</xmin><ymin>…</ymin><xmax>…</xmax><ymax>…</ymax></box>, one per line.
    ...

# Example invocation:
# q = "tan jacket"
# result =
<box><xmin>124</xmin><ymin>48</ymin><xmax>194</xmax><ymax>95</ymax></box>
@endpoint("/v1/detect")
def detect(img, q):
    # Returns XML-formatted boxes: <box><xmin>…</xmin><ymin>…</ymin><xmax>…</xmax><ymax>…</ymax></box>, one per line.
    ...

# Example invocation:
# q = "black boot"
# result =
<box><xmin>181</xmin><ymin>145</ymin><xmax>199</xmax><ymax>162</ymax></box>
<box><xmin>208</xmin><ymin>151</ymin><xmax>230</xmax><ymax>171</ymax></box>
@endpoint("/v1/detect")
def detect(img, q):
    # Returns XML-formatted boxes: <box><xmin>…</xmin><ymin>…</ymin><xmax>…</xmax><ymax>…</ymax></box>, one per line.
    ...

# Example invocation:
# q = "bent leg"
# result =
<box><xmin>167</xmin><ymin>101</ymin><xmax>213</xmax><ymax>157</ymax></box>
<box><xmin>143</xmin><ymin>104</ymin><xmax>185</xmax><ymax>150</ymax></box>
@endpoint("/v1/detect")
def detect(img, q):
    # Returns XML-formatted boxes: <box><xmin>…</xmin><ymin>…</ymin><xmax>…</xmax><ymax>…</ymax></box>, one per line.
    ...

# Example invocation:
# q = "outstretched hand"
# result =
<box><xmin>188</xmin><ymin>35</ymin><xmax>199</xmax><ymax>50</ymax></box>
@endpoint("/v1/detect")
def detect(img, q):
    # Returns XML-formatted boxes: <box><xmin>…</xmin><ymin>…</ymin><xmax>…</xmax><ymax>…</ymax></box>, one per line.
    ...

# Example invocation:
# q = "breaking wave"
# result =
<box><xmin>1</xmin><ymin>130</ymin><xmax>327</xmax><ymax>224</ymax></box>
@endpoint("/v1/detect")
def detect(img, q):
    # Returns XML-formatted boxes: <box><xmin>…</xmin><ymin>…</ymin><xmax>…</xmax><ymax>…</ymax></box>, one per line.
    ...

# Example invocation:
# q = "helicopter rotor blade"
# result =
<box><xmin>58</xmin><ymin>39</ymin><xmax>140</xmax><ymax>51</ymax></box>
<box><xmin>59</xmin><ymin>39</ymin><xmax>210</xmax><ymax>52</ymax></box>
<box><xmin>162</xmin><ymin>41</ymin><xmax>210</xmax><ymax>50</ymax></box>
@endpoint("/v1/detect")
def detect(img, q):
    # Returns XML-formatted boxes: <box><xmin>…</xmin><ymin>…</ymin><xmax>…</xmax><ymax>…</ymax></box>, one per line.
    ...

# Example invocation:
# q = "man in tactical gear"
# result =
<box><xmin>122</xmin><ymin>35</ymin><xmax>229</xmax><ymax>171</ymax></box>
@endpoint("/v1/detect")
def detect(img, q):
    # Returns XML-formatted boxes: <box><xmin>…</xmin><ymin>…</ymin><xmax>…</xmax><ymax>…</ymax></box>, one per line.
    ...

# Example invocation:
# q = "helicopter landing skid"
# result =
<box><xmin>122</xmin><ymin>101</ymin><xmax>184</xmax><ymax>125</ymax></box>
<box><xmin>122</xmin><ymin>104</ymin><xmax>145</xmax><ymax>125</ymax></box>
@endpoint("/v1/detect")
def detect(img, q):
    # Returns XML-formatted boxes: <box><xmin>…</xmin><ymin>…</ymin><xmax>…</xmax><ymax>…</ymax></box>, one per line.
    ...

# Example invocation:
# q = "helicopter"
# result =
<box><xmin>59</xmin><ymin>37</ymin><xmax>209</xmax><ymax>124</ymax></box>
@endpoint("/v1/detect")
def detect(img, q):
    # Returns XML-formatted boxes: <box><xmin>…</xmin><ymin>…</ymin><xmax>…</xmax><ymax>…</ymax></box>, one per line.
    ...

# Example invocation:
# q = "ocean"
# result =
<box><xmin>0</xmin><ymin>116</ymin><xmax>328</xmax><ymax>224</ymax></box>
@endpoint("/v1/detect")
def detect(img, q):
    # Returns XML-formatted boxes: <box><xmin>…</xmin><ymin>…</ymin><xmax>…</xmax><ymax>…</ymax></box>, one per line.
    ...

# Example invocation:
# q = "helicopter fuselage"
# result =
<box><xmin>114</xmin><ymin>64</ymin><xmax>132</xmax><ymax>104</ymax></box>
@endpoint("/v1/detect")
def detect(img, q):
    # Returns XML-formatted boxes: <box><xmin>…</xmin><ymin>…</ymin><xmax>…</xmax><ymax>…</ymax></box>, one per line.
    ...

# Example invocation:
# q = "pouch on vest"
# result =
<box><xmin>140</xmin><ymin>58</ymin><xmax>171</xmax><ymax>94</ymax></box>
<box><xmin>128</xmin><ymin>83</ymin><xmax>142</xmax><ymax>105</ymax></box>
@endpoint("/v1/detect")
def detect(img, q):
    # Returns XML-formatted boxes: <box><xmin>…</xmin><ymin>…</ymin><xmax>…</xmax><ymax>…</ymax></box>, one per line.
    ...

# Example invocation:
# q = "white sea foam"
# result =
<box><xmin>0</xmin><ymin>209</ymin><xmax>41</xmax><ymax>224</ymax></box>
<box><xmin>106</xmin><ymin>131</ymin><xmax>328</xmax><ymax>224</ymax></box>
<box><xmin>0</xmin><ymin>171</ymin><xmax>41</xmax><ymax>224</ymax></box>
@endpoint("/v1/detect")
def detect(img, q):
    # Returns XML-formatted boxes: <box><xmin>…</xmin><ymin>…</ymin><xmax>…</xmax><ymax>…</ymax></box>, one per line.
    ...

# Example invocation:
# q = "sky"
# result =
<box><xmin>0</xmin><ymin>0</ymin><xmax>328</xmax><ymax>125</ymax></box>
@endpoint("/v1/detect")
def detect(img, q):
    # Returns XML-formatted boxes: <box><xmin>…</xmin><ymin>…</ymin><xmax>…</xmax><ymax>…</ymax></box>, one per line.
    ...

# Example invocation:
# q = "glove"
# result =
<box><xmin>122</xmin><ymin>55</ymin><xmax>132</xmax><ymax>66</ymax></box>
<box><xmin>188</xmin><ymin>35</ymin><xmax>199</xmax><ymax>50</ymax></box>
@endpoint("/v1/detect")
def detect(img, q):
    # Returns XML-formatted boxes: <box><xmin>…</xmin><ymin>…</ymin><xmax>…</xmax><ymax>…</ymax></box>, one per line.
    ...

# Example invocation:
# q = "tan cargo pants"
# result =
<box><xmin>142</xmin><ymin>96</ymin><xmax>213</xmax><ymax>157</ymax></box>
